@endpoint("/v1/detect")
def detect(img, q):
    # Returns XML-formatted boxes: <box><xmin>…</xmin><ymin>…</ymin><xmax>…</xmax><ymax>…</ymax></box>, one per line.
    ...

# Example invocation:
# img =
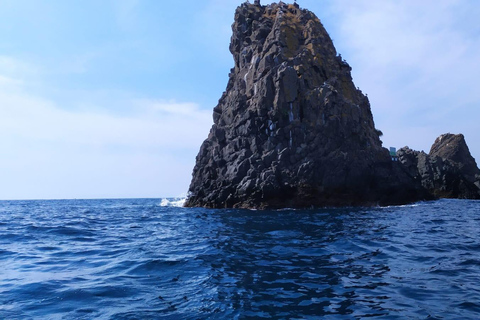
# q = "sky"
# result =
<box><xmin>0</xmin><ymin>0</ymin><xmax>479</xmax><ymax>200</ymax></box>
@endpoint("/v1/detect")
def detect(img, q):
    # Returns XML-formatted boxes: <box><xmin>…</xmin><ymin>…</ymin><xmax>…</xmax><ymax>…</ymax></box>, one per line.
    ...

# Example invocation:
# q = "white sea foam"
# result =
<box><xmin>160</xmin><ymin>198</ymin><xmax>186</xmax><ymax>207</ymax></box>
<box><xmin>382</xmin><ymin>202</ymin><xmax>422</xmax><ymax>209</ymax></box>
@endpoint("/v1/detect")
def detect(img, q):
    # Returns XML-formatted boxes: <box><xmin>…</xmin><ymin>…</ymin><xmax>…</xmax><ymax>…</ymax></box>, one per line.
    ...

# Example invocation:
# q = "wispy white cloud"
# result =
<box><xmin>0</xmin><ymin>59</ymin><xmax>212</xmax><ymax>199</ymax></box>
<box><xmin>325</xmin><ymin>0</ymin><xmax>480</xmax><ymax>158</ymax></box>
<box><xmin>0</xmin><ymin>93</ymin><xmax>210</xmax><ymax>149</ymax></box>
<box><xmin>0</xmin><ymin>55</ymin><xmax>40</xmax><ymax>78</ymax></box>
<box><xmin>0</xmin><ymin>75</ymin><xmax>23</xmax><ymax>87</ymax></box>
<box><xmin>139</xmin><ymin>99</ymin><xmax>208</xmax><ymax>117</ymax></box>
<box><xmin>54</xmin><ymin>52</ymin><xmax>101</xmax><ymax>75</ymax></box>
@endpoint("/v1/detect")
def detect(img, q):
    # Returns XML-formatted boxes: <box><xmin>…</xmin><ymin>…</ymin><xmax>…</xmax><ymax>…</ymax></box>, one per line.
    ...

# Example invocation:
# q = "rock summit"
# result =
<box><xmin>185</xmin><ymin>2</ymin><xmax>480</xmax><ymax>209</ymax></box>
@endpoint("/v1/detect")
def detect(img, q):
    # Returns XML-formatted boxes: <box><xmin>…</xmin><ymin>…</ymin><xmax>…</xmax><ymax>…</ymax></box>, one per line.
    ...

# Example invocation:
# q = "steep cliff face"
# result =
<box><xmin>185</xmin><ymin>2</ymin><xmax>479</xmax><ymax>209</ymax></box>
<box><xmin>185</xmin><ymin>2</ymin><xmax>421</xmax><ymax>209</ymax></box>
<box><xmin>398</xmin><ymin>134</ymin><xmax>480</xmax><ymax>199</ymax></box>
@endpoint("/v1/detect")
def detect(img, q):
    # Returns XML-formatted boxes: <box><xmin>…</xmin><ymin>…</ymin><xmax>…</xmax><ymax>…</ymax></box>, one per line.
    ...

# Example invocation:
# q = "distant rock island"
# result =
<box><xmin>185</xmin><ymin>1</ymin><xmax>480</xmax><ymax>209</ymax></box>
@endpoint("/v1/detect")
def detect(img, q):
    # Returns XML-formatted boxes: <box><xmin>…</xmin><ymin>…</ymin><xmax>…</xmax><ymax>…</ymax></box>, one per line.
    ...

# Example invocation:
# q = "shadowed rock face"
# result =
<box><xmin>185</xmin><ymin>2</ymin><xmax>426</xmax><ymax>209</ymax></box>
<box><xmin>398</xmin><ymin>134</ymin><xmax>480</xmax><ymax>199</ymax></box>
<box><xmin>430</xmin><ymin>134</ymin><xmax>480</xmax><ymax>185</ymax></box>
<box><xmin>185</xmin><ymin>2</ymin><xmax>479</xmax><ymax>209</ymax></box>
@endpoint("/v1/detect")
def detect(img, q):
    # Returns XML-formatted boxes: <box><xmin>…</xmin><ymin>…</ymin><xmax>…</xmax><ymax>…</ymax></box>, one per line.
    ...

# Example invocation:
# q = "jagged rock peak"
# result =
<box><xmin>397</xmin><ymin>133</ymin><xmax>480</xmax><ymax>199</ymax></box>
<box><xmin>184</xmin><ymin>1</ymin><xmax>413</xmax><ymax>209</ymax></box>
<box><xmin>430</xmin><ymin>133</ymin><xmax>480</xmax><ymax>178</ymax></box>
<box><xmin>185</xmin><ymin>2</ymin><xmax>479</xmax><ymax>209</ymax></box>
<box><xmin>230</xmin><ymin>1</ymin><xmax>337</xmax><ymax>70</ymax></box>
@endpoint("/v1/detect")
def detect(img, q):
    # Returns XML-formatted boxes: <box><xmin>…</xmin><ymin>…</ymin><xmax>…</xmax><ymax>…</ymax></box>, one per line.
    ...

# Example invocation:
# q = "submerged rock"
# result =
<box><xmin>185</xmin><ymin>2</ymin><xmax>479</xmax><ymax>209</ymax></box>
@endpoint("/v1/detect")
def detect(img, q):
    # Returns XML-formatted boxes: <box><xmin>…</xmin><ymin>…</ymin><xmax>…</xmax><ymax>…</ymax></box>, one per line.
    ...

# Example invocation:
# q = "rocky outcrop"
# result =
<box><xmin>185</xmin><ymin>1</ymin><xmax>429</xmax><ymax>209</ymax></box>
<box><xmin>184</xmin><ymin>2</ymin><xmax>479</xmax><ymax>209</ymax></box>
<box><xmin>398</xmin><ymin>134</ymin><xmax>480</xmax><ymax>199</ymax></box>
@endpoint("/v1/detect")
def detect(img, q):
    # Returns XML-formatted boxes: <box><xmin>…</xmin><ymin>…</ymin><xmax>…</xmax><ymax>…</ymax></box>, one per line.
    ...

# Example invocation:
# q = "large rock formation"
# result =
<box><xmin>185</xmin><ymin>2</ymin><xmax>480</xmax><ymax>209</ymax></box>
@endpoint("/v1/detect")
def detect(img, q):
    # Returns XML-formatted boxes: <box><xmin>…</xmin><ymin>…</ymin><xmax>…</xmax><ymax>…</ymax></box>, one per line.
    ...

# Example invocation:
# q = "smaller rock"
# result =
<box><xmin>398</xmin><ymin>134</ymin><xmax>480</xmax><ymax>199</ymax></box>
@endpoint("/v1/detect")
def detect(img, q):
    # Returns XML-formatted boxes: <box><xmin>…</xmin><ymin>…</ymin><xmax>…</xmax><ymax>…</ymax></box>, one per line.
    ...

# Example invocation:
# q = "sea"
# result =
<box><xmin>1</xmin><ymin>198</ymin><xmax>480</xmax><ymax>319</ymax></box>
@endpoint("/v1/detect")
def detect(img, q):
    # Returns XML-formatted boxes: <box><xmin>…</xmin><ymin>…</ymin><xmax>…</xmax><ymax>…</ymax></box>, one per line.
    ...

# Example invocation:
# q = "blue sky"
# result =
<box><xmin>1</xmin><ymin>0</ymin><xmax>479</xmax><ymax>200</ymax></box>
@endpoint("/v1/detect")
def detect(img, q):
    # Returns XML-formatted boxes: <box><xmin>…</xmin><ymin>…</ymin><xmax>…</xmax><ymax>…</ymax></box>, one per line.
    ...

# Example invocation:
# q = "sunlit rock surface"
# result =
<box><xmin>185</xmin><ymin>2</ymin><xmax>479</xmax><ymax>209</ymax></box>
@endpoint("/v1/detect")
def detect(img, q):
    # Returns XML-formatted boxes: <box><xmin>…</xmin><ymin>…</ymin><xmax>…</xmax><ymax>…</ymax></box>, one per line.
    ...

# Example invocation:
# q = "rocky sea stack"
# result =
<box><xmin>185</xmin><ymin>1</ymin><xmax>480</xmax><ymax>209</ymax></box>
<box><xmin>398</xmin><ymin>134</ymin><xmax>480</xmax><ymax>200</ymax></box>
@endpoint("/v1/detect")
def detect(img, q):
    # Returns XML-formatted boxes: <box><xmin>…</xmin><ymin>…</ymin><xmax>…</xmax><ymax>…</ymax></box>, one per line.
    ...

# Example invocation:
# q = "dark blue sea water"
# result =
<box><xmin>1</xmin><ymin>199</ymin><xmax>480</xmax><ymax>319</ymax></box>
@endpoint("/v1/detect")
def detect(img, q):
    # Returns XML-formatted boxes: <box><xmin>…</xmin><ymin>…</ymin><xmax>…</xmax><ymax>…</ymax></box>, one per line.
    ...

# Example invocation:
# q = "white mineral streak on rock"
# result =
<box><xmin>289</xmin><ymin>103</ymin><xmax>294</xmax><ymax>122</ymax></box>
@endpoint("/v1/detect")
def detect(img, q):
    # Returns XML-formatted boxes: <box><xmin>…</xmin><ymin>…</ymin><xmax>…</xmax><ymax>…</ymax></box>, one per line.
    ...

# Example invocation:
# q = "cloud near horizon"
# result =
<box><xmin>0</xmin><ymin>65</ymin><xmax>212</xmax><ymax>200</ymax></box>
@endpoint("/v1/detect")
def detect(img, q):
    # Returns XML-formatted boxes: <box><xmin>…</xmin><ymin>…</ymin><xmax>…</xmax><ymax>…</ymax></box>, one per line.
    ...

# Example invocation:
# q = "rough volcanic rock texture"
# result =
<box><xmin>397</xmin><ymin>134</ymin><xmax>480</xmax><ymax>199</ymax></box>
<box><xmin>185</xmin><ymin>2</ymin><xmax>422</xmax><ymax>208</ymax></box>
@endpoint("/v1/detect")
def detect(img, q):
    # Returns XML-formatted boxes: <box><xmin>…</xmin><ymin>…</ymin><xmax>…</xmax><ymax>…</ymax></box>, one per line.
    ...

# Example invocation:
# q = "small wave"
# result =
<box><xmin>160</xmin><ymin>198</ymin><xmax>186</xmax><ymax>207</ymax></box>
<box><xmin>382</xmin><ymin>202</ymin><xmax>422</xmax><ymax>209</ymax></box>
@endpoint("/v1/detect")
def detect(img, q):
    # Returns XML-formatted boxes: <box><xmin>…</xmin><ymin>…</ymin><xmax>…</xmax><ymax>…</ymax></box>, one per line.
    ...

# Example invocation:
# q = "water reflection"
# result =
<box><xmin>3</xmin><ymin>199</ymin><xmax>478</xmax><ymax>319</ymax></box>
<box><xmin>202</xmin><ymin>208</ymin><xmax>393</xmax><ymax>318</ymax></box>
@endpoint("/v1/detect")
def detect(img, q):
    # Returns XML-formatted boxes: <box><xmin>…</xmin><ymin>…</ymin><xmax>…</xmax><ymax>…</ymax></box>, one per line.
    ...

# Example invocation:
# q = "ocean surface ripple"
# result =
<box><xmin>1</xmin><ymin>199</ymin><xmax>480</xmax><ymax>319</ymax></box>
